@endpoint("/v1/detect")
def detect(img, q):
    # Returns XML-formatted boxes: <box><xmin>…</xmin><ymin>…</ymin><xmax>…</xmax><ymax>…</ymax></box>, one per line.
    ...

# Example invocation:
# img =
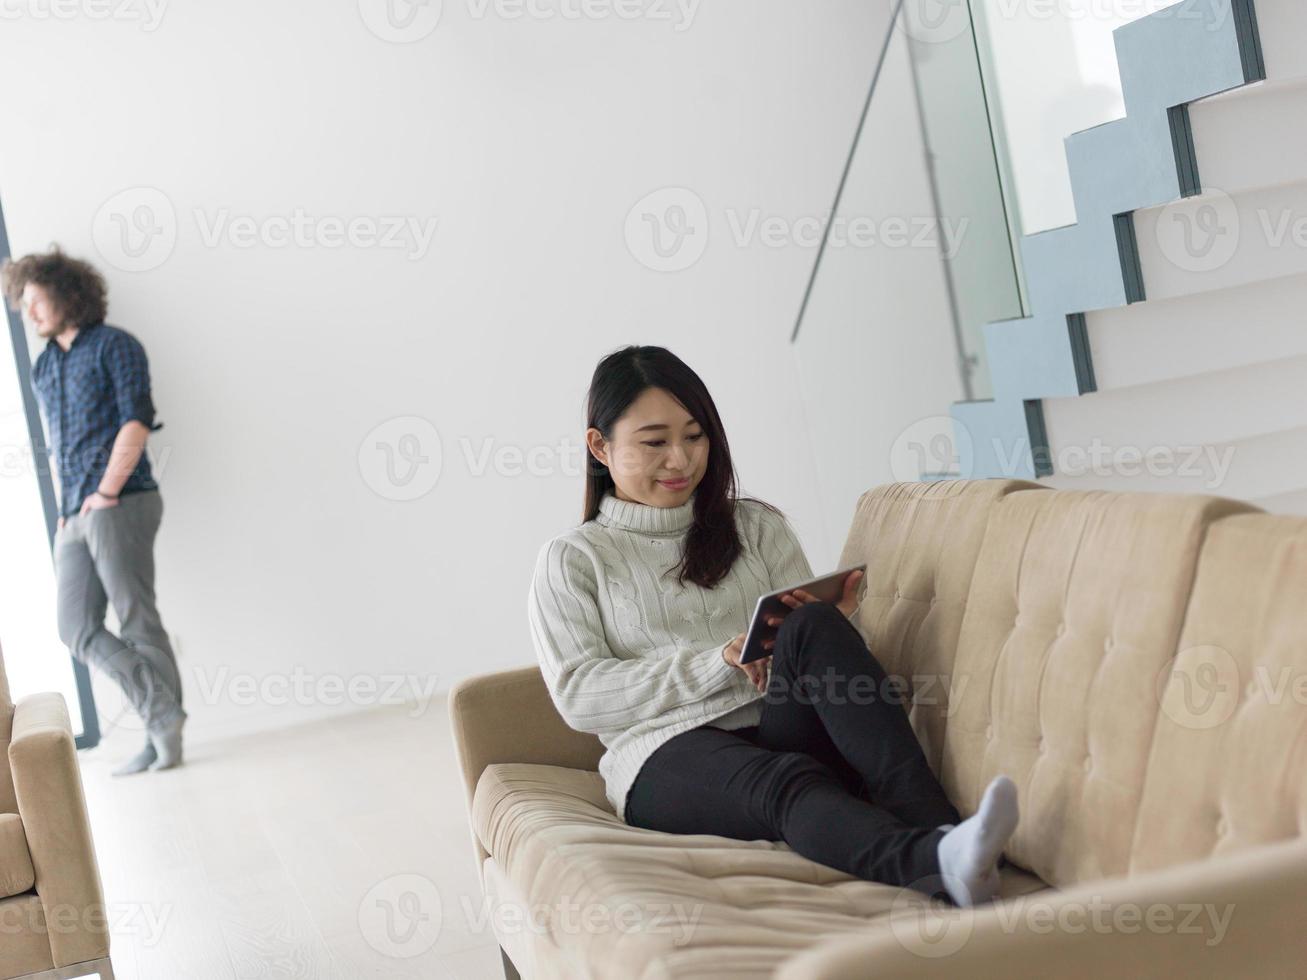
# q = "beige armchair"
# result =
<box><xmin>0</xmin><ymin>643</ymin><xmax>112</xmax><ymax>980</ymax></box>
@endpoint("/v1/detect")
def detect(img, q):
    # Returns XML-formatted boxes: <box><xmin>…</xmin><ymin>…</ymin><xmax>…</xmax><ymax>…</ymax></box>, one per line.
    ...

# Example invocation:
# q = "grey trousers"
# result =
<box><xmin>54</xmin><ymin>489</ymin><xmax>185</xmax><ymax>733</ymax></box>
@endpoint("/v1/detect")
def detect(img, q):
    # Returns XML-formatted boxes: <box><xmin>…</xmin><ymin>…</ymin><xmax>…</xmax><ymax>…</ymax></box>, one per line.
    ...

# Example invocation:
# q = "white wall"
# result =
<box><xmin>0</xmin><ymin>0</ymin><xmax>954</xmax><ymax>738</ymax></box>
<box><xmin>792</xmin><ymin>24</ymin><xmax>966</xmax><ymax>534</ymax></box>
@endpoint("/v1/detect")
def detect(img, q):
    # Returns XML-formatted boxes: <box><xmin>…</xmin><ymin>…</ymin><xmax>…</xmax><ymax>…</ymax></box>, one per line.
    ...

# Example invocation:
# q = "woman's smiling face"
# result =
<box><xmin>586</xmin><ymin>386</ymin><xmax>708</xmax><ymax>508</ymax></box>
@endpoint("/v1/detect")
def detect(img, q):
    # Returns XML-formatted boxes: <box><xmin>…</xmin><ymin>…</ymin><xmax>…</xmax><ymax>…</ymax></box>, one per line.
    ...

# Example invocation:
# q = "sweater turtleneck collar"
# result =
<box><xmin>596</xmin><ymin>491</ymin><xmax>696</xmax><ymax>535</ymax></box>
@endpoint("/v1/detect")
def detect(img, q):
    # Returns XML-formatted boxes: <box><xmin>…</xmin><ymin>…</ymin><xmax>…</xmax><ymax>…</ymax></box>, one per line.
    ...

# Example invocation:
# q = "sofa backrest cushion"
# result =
<box><xmin>837</xmin><ymin>479</ymin><xmax>1043</xmax><ymax>779</ymax></box>
<box><xmin>0</xmin><ymin>643</ymin><xmax>15</xmax><ymax>814</ymax></box>
<box><xmin>1129</xmin><ymin>512</ymin><xmax>1307</xmax><ymax>874</ymax></box>
<box><xmin>940</xmin><ymin>488</ymin><xmax>1255</xmax><ymax>888</ymax></box>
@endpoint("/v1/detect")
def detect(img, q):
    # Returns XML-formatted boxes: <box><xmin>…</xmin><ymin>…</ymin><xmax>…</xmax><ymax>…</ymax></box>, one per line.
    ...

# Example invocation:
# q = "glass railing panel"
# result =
<box><xmin>900</xmin><ymin>1</ymin><xmax>1027</xmax><ymax>400</ymax></box>
<box><xmin>971</xmin><ymin>0</ymin><xmax>1186</xmax><ymax>235</ymax></box>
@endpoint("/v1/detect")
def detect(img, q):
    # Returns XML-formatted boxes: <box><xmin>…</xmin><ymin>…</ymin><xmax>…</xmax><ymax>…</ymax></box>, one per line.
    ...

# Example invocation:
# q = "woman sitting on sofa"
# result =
<box><xmin>527</xmin><ymin>344</ymin><xmax>1019</xmax><ymax>906</ymax></box>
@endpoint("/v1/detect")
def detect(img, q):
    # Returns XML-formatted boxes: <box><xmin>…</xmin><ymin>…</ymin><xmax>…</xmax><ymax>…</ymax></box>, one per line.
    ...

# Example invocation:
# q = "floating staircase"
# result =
<box><xmin>950</xmin><ymin>0</ymin><xmax>1307</xmax><ymax>512</ymax></box>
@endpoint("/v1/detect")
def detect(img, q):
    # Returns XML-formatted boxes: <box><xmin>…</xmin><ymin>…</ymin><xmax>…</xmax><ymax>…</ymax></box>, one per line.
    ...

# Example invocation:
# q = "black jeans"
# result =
<box><xmin>624</xmin><ymin>602</ymin><xmax>961</xmax><ymax>896</ymax></box>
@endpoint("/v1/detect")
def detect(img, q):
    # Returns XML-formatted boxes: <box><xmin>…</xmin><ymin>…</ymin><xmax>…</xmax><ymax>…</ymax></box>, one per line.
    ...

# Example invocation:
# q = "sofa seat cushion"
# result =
<box><xmin>0</xmin><ymin>814</ymin><xmax>35</xmax><ymax>899</ymax></box>
<box><xmin>472</xmin><ymin>763</ymin><xmax>1051</xmax><ymax>978</ymax></box>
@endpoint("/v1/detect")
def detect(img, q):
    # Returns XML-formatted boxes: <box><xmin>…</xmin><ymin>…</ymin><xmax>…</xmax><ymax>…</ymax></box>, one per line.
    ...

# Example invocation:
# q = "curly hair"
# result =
<box><xmin>1</xmin><ymin>247</ymin><xmax>108</xmax><ymax>330</ymax></box>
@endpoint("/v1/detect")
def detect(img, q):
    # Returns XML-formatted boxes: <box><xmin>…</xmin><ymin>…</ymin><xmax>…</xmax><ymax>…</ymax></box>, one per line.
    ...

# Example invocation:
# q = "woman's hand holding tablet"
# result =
<box><xmin>737</xmin><ymin>565</ymin><xmax>867</xmax><ymax>665</ymax></box>
<box><xmin>720</xmin><ymin>632</ymin><xmax>769</xmax><ymax>692</ymax></box>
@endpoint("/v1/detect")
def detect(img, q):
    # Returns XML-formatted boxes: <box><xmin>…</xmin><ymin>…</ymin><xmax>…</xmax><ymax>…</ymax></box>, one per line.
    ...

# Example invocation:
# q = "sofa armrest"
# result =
<box><xmin>448</xmin><ymin>665</ymin><xmax>604</xmax><ymax>865</ymax></box>
<box><xmin>777</xmin><ymin>835</ymin><xmax>1307</xmax><ymax>980</ymax></box>
<box><xmin>8</xmin><ymin>693</ymin><xmax>109</xmax><ymax>968</ymax></box>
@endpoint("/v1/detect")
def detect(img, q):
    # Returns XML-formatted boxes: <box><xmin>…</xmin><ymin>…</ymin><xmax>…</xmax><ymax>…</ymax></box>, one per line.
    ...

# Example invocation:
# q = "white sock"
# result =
<box><xmin>935</xmin><ymin>774</ymin><xmax>1019</xmax><ymax>907</ymax></box>
<box><xmin>111</xmin><ymin>738</ymin><xmax>157</xmax><ymax>778</ymax></box>
<box><xmin>148</xmin><ymin>718</ymin><xmax>185</xmax><ymax>771</ymax></box>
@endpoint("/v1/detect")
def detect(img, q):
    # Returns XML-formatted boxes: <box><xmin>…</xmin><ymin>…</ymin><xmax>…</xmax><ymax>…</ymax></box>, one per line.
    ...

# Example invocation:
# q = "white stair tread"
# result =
<box><xmin>1038</xmin><ymin>424</ymin><xmax>1307</xmax><ymax>502</ymax></box>
<box><xmin>1191</xmin><ymin>77</ymin><xmax>1307</xmax><ymax>198</ymax></box>
<box><xmin>1085</xmin><ymin>269</ymin><xmax>1307</xmax><ymax>390</ymax></box>
<box><xmin>1042</xmin><ymin>354</ymin><xmax>1307</xmax><ymax>453</ymax></box>
<box><xmin>1133</xmin><ymin>178</ymin><xmax>1307</xmax><ymax>303</ymax></box>
<box><xmin>1247</xmin><ymin>0</ymin><xmax>1307</xmax><ymax>86</ymax></box>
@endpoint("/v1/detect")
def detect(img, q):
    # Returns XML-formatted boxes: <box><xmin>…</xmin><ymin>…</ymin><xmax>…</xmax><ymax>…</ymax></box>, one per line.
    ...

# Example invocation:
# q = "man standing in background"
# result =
<box><xmin>2</xmin><ymin>247</ymin><xmax>184</xmax><ymax>775</ymax></box>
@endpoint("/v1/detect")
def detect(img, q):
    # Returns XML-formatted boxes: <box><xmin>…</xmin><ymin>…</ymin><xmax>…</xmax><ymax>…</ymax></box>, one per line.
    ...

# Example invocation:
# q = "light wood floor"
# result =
<box><xmin>77</xmin><ymin>697</ymin><xmax>503</xmax><ymax>979</ymax></box>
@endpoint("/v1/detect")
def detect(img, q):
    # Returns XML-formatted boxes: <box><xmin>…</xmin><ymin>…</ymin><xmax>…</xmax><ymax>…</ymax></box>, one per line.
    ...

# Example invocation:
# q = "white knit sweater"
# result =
<box><xmin>527</xmin><ymin>490</ymin><xmax>831</xmax><ymax>819</ymax></box>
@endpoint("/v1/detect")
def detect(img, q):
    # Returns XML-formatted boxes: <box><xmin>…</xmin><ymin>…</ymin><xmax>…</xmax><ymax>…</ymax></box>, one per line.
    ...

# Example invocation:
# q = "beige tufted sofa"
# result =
<box><xmin>450</xmin><ymin>479</ymin><xmax>1307</xmax><ymax>979</ymax></box>
<box><xmin>0</xmin><ymin>643</ymin><xmax>112</xmax><ymax>980</ymax></box>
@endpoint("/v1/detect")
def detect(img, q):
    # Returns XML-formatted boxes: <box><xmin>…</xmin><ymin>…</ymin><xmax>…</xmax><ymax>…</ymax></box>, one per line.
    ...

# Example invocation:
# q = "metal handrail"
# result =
<box><xmin>789</xmin><ymin>0</ymin><xmax>906</xmax><ymax>344</ymax></box>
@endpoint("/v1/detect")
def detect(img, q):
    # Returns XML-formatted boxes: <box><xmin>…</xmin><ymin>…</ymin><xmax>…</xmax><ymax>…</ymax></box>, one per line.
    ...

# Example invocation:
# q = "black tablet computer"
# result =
<box><xmin>738</xmin><ymin>564</ymin><xmax>867</xmax><ymax>664</ymax></box>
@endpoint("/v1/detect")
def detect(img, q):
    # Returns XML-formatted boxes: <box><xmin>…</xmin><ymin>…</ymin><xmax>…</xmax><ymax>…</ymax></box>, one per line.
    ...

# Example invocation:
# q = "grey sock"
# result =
<box><xmin>148</xmin><ymin>718</ymin><xmax>185</xmax><ymax>771</ymax></box>
<box><xmin>111</xmin><ymin>739</ymin><xmax>158</xmax><ymax>778</ymax></box>
<box><xmin>936</xmin><ymin>774</ymin><xmax>1019</xmax><ymax>907</ymax></box>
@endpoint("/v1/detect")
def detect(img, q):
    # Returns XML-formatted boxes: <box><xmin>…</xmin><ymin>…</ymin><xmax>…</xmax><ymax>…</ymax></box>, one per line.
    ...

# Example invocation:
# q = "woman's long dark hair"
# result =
<box><xmin>583</xmin><ymin>345</ymin><xmax>778</xmax><ymax>590</ymax></box>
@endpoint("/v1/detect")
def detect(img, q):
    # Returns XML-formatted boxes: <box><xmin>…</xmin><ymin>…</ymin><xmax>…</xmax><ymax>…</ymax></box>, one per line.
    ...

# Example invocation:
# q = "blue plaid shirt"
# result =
<box><xmin>31</xmin><ymin>322</ymin><xmax>162</xmax><ymax>517</ymax></box>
